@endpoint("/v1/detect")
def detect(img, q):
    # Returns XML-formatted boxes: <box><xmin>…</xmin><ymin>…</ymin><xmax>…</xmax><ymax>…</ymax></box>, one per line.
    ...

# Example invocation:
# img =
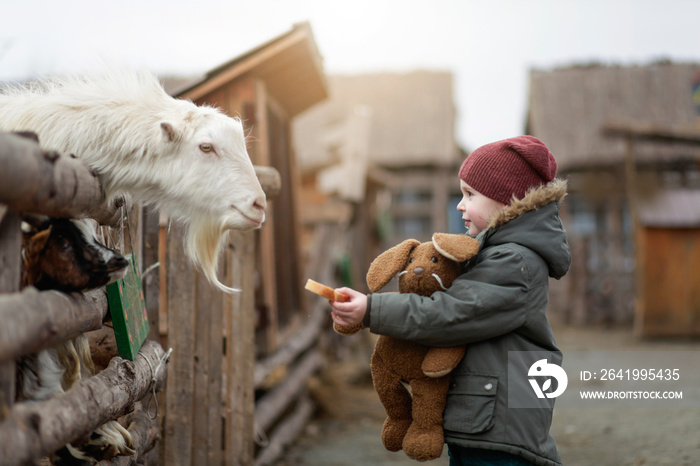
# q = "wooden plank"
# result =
<box><xmin>252</xmin><ymin>80</ymin><xmax>279</xmax><ymax>354</ymax></box>
<box><xmin>0</xmin><ymin>210</ymin><xmax>20</xmax><ymax>419</ymax></box>
<box><xmin>225</xmin><ymin>230</ymin><xmax>256</xmax><ymax>466</ymax></box>
<box><xmin>192</xmin><ymin>267</ymin><xmax>224</xmax><ymax>465</ymax></box>
<box><xmin>268</xmin><ymin>108</ymin><xmax>304</xmax><ymax>329</ymax></box>
<box><xmin>163</xmin><ymin>223</ymin><xmax>197</xmax><ymax>466</ymax></box>
<box><xmin>637</xmin><ymin>227</ymin><xmax>700</xmax><ymax>337</ymax></box>
<box><xmin>141</xmin><ymin>205</ymin><xmax>161</xmax><ymax>343</ymax></box>
<box><xmin>191</xmin><ymin>271</ymin><xmax>211</xmax><ymax>466</ymax></box>
<box><xmin>206</xmin><ymin>269</ymin><xmax>225</xmax><ymax>466</ymax></box>
<box><xmin>0</xmin><ymin>209</ymin><xmax>20</xmax><ymax>291</ymax></box>
<box><xmin>158</xmin><ymin>212</ymin><xmax>169</xmax><ymax>338</ymax></box>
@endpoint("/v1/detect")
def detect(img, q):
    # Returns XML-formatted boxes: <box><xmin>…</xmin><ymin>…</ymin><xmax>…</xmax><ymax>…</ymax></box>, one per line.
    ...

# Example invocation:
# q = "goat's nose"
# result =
<box><xmin>413</xmin><ymin>267</ymin><xmax>424</xmax><ymax>276</ymax></box>
<box><xmin>107</xmin><ymin>256</ymin><xmax>129</xmax><ymax>272</ymax></box>
<box><xmin>252</xmin><ymin>195</ymin><xmax>267</xmax><ymax>213</ymax></box>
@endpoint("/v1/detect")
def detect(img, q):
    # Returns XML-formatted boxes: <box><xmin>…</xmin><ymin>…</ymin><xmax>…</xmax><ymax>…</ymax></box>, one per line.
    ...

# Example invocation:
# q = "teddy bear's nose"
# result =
<box><xmin>413</xmin><ymin>267</ymin><xmax>425</xmax><ymax>276</ymax></box>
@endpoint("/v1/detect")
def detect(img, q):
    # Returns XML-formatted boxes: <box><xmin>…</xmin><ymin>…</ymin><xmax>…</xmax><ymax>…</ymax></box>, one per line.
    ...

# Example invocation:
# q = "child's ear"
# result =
<box><xmin>366</xmin><ymin>239</ymin><xmax>421</xmax><ymax>292</ymax></box>
<box><xmin>432</xmin><ymin>233</ymin><xmax>480</xmax><ymax>262</ymax></box>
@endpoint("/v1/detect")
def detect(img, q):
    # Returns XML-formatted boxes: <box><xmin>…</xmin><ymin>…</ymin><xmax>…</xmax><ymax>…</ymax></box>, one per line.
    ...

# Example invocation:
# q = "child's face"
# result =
<box><xmin>457</xmin><ymin>180</ymin><xmax>506</xmax><ymax>236</ymax></box>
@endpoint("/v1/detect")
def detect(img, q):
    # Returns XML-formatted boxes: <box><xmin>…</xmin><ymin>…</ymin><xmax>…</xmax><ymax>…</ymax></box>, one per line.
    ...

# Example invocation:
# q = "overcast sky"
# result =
<box><xmin>2</xmin><ymin>0</ymin><xmax>699</xmax><ymax>150</ymax></box>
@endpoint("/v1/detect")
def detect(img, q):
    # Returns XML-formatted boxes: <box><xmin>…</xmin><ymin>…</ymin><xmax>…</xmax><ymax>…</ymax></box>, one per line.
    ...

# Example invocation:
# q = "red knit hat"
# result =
<box><xmin>459</xmin><ymin>135</ymin><xmax>557</xmax><ymax>205</ymax></box>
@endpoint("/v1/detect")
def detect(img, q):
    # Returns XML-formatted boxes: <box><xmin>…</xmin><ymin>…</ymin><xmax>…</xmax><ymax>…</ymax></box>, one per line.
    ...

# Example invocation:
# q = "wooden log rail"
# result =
<box><xmin>0</xmin><ymin>132</ymin><xmax>122</xmax><ymax>227</ymax></box>
<box><xmin>252</xmin><ymin>290</ymin><xmax>333</xmax><ymax>464</ymax></box>
<box><xmin>255</xmin><ymin>348</ymin><xmax>324</xmax><ymax>434</ymax></box>
<box><xmin>0</xmin><ymin>339</ymin><xmax>168</xmax><ymax>466</ymax></box>
<box><xmin>0</xmin><ymin>132</ymin><xmax>282</xmax><ymax>226</ymax></box>
<box><xmin>254</xmin><ymin>302</ymin><xmax>326</xmax><ymax>389</ymax></box>
<box><xmin>0</xmin><ymin>288</ymin><xmax>108</xmax><ymax>364</ymax></box>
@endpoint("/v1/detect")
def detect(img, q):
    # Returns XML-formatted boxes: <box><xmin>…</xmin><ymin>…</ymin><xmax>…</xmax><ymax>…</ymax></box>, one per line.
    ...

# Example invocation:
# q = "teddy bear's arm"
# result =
<box><xmin>333</xmin><ymin>322</ymin><xmax>365</xmax><ymax>336</ymax></box>
<box><xmin>421</xmin><ymin>346</ymin><xmax>467</xmax><ymax>378</ymax></box>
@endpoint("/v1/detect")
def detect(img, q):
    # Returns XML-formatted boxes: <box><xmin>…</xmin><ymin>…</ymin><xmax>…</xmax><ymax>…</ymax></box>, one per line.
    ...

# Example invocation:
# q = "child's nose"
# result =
<box><xmin>413</xmin><ymin>267</ymin><xmax>424</xmax><ymax>276</ymax></box>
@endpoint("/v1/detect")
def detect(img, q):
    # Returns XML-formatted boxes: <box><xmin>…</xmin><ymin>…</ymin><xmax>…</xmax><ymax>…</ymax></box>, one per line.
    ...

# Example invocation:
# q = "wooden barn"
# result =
<box><xmin>527</xmin><ymin>61</ymin><xmax>700</xmax><ymax>336</ymax></box>
<box><xmin>292</xmin><ymin>71</ymin><xmax>464</xmax><ymax>291</ymax></box>
<box><xmin>0</xmin><ymin>21</ymin><xmax>330</xmax><ymax>466</ymax></box>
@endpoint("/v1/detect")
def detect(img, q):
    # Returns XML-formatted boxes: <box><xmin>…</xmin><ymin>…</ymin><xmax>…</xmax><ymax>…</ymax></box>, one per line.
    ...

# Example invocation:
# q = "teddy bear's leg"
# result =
<box><xmin>421</xmin><ymin>346</ymin><xmax>467</xmax><ymax>378</ymax></box>
<box><xmin>402</xmin><ymin>376</ymin><xmax>451</xmax><ymax>461</ymax></box>
<box><xmin>371</xmin><ymin>358</ymin><xmax>413</xmax><ymax>452</ymax></box>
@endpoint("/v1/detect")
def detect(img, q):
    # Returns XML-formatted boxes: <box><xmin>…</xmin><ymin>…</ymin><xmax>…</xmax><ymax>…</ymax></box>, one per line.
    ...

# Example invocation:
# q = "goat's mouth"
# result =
<box><xmin>230</xmin><ymin>206</ymin><xmax>265</xmax><ymax>229</ymax></box>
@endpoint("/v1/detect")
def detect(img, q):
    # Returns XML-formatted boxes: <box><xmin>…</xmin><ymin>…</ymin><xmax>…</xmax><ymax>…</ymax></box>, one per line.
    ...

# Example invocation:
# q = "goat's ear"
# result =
<box><xmin>31</xmin><ymin>226</ymin><xmax>52</xmax><ymax>252</ymax></box>
<box><xmin>160</xmin><ymin>122</ymin><xmax>181</xmax><ymax>143</ymax></box>
<box><xmin>366</xmin><ymin>239</ymin><xmax>420</xmax><ymax>292</ymax></box>
<box><xmin>432</xmin><ymin>233</ymin><xmax>480</xmax><ymax>262</ymax></box>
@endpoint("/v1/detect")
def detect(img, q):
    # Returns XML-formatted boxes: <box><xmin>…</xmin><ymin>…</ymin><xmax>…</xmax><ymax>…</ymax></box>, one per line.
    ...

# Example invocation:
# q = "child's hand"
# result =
<box><xmin>330</xmin><ymin>287</ymin><xmax>367</xmax><ymax>328</ymax></box>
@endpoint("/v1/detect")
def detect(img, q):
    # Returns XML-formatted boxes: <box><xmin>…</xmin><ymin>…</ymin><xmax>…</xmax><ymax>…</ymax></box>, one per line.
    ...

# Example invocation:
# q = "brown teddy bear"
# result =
<box><xmin>334</xmin><ymin>233</ymin><xmax>480</xmax><ymax>461</ymax></box>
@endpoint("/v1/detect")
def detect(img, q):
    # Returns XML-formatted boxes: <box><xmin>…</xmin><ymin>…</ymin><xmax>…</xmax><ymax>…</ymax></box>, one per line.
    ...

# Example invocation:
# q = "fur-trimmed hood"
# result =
<box><xmin>476</xmin><ymin>178</ymin><xmax>570</xmax><ymax>279</ymax></box>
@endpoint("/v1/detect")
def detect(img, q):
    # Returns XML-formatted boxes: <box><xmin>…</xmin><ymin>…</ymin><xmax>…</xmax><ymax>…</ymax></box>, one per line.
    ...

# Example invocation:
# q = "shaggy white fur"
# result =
<box><xmin>0</xmin><ymin>68</ymin><xmax>266</xmax><ymax>293</ymax></box>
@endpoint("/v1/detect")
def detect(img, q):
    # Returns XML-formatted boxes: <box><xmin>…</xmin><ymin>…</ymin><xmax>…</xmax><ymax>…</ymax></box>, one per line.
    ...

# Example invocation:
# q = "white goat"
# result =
<box><xmin>0</xmin><ymin>68</ymin><xmax>266</xmax><ymax>293</ymax></box>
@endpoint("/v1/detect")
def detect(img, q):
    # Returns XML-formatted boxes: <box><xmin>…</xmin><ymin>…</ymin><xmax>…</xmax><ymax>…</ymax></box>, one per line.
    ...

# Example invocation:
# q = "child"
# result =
<box><xmin>331</xmin><ymin>135</ymin><xmax>570</xmax><ymax>466</ymax></box>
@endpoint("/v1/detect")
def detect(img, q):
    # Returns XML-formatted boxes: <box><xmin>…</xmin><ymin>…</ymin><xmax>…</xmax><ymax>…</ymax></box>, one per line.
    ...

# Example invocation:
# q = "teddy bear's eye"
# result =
<box><xmin>431</xmin><ymin>257</ymin><xmax>438</xmax><ymax>263</ymax></box>
<box><xmin>409</xmin><ymin>258</ymin><xmax>415</xmax><ymax>263</ymax></box>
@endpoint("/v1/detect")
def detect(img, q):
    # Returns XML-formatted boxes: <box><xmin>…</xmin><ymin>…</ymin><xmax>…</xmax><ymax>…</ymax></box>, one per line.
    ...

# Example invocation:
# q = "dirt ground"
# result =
<box><xmin>280</xmin><ymin>325</ymin><xmax>700</xmax><ymax>466</ymax></box>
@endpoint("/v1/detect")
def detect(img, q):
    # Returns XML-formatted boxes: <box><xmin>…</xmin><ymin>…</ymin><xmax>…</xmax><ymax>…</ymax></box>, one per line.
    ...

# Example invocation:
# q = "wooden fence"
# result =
<box><xmin>0</xmin><ymin>132</ymin><xmax>168</xmax><ymax>464</ymax></box>
<box><xmin>0</xmin><ymin>128</ymin><xmax>342</xmax><ymax>465</ymax></box>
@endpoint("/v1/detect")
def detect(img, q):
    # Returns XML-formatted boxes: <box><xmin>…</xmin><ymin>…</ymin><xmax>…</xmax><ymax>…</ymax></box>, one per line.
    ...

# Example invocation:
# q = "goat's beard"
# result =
<box><xmin>185</xmin><ymin>216</ymin><xmax>240</xmax><ymax>294</ymax></box>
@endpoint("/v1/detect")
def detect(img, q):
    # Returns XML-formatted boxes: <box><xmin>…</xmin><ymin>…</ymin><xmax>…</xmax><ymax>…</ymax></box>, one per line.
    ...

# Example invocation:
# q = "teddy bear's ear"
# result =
<box><xmin>366</xmin><ymin>239</ymin><xmax>421</xmax><ymax>292</ymax></box>
<box><xmin>432</xmin><ymin>233</ymin><xmax>480</xmax><ymax>262</ymax></box>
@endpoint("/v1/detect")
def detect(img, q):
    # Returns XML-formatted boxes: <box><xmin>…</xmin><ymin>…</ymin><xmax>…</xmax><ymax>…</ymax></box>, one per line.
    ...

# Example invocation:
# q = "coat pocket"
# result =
<box><xmin>443</xmin><ymin>374</ymin><xmax>498</xmax><ymax>434</ymax></box>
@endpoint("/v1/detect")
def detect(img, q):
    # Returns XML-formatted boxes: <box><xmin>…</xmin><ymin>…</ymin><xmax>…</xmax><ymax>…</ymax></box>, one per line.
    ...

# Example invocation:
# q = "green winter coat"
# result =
<box><xmin>365</xmin><ymin>179</ymin><xmax>570</xmax><ymax>466</ymax></box>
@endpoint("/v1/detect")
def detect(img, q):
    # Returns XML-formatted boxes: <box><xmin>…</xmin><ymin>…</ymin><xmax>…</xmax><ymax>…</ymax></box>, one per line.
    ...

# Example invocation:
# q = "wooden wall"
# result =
<box><xmin>158</xmin><ymin>220</ymin><xmax>259</xmax><ymax>465</ymax></box>
<box><xmin>635</xmin><ymin>227</ymin><xmax>700</xmax><ymax>337</ymax></box>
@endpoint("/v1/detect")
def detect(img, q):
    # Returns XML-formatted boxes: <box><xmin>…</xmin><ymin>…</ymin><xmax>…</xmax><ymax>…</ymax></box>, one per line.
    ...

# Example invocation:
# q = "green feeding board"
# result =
<box><xmin>107</xmin><ymin>254</ymin><xmax>150</xmax><ymax>360</ymax></box>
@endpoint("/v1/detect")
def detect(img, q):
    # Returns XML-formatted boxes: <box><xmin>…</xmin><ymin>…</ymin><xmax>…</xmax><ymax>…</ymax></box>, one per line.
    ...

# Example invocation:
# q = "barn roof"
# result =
<box><xmin>527</xmin><ymin>62</ymin><xmax>700</xmax><ymax>171</ymax></box>
<box><xmin>172</xmin><ymin>22</ymin><xmax>327</xmax><ymax>117</ymax></box>
<box><xmin>293</xmin><ymin>71</ymin><xmax>459</xmax><ymax>171</ymax></box>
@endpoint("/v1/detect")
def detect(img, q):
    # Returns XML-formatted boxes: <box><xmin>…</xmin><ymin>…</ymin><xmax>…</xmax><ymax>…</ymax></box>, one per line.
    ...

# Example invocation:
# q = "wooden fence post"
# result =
<box><xmin>0</xmin><ymin>210</ymin><xmax>20</xmax><ymax>418</ymax></box>
<box><xmin>225</xmin><ymin>230</ymin><xmax>256</xmax><ymax>466</ymax></box>
<box><xmin>163</xmin><ymin>222</ymin><xmax>197</xmax><ymax>466</ymax></box>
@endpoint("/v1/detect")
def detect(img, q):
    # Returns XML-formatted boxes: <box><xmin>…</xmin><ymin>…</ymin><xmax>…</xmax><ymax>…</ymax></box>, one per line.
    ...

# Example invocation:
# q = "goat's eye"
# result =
<box><xmin>431</xmin><ymin>257</ymin><xmax>438</xmax><ymax>263</ymax></box>
<box><xmin>199</xmin><ymin>143</ymin><xmax>214</xmax><ymax>153</ymax></box>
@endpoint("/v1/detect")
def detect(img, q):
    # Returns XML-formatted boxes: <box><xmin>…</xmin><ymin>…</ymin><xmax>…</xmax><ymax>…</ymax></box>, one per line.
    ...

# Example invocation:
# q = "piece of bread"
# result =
<box><xmin>305</xmin><ymin>279</ymin><xmax>350</xmax><ymax>302</ymax></box>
